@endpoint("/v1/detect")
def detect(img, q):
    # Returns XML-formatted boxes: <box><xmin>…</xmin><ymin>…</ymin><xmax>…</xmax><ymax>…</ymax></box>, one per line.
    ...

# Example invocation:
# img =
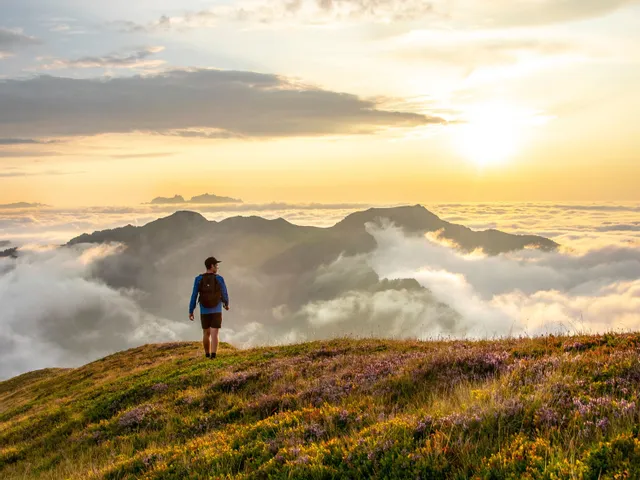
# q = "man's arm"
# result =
<box><xmin>219</xmin><ymin>276</ymin><xmax>229</xmax><ymax>309</ymax></box>
<box><xmin>189</xmin><ymin>276</ymin><xmax>200</xmax><ymax>316</ymax></box>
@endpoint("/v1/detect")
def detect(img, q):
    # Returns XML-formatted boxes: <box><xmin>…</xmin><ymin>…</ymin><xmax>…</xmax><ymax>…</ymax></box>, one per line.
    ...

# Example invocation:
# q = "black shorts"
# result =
<box><xmin>201</xmin><ymin>313</ymin><xmax>222</xmax><ymax>329</ymax></box>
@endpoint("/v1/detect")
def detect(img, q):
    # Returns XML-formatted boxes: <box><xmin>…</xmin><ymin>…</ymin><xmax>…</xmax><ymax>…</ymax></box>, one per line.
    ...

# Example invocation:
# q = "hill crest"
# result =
<box><xmin>1</xmin><ymin>333</ymin><xmax>639</xmax><ymax>479</ymax></box>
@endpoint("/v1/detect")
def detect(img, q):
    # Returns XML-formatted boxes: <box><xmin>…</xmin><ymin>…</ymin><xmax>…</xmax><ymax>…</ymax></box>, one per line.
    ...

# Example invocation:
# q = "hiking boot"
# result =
<box><xmin>205</xmin><ymin>353</ymin><xmax>210</xmax><ymax>358</ymax></box>
<box><xmin>210</xmin><ymin>352</ymin><xmax>217</xmax><ymax>359</ymax></box>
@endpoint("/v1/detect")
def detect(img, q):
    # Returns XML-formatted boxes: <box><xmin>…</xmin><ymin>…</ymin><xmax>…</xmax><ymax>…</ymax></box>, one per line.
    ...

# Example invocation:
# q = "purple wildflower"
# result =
<box><xmin>151</xmin><ymin>383</ymin><xmax>168</xmax><ymax>393</ymax></box>
<box><xmin>118</xmin><ymin>405</ymin><xmax>153</xmax><ymax>428</ymax></box>
<box><xmin>596</xmin><ymin>418</ymin><xmax>610</xmax><ymax>432</ymax></box>
<box><xmin>303</xmin><ymin>423</ymin><xmax>325</xmax><ymax>442</ymax></box>
<box><xmin>338</xmin><ymin>409</ymin><xmax>350</xmax><ymax>424</ymax></box>
<box><xmin>536</xmin><ymin>407</ymin><xmax>558</xmax><ymax>427</ymax></box>
<box><xmin>217</xmin><ymin>370</ymin><xmax>261</xmax><ymax>393</ymax></box>
<box><xmin>414</xmin><ymin>416</ymin><xmax>434</xmax><ymax>438</ymax></box>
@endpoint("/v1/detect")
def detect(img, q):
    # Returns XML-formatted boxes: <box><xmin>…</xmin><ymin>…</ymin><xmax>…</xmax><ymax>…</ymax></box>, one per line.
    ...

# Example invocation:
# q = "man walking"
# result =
<box><xmin>189</xmin><ymin>256</ymin><xmax>230</xmax><ymax>358</ymax></box>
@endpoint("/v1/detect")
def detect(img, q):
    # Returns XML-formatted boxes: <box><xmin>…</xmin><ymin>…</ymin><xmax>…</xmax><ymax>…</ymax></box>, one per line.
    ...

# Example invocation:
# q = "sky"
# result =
<box><xmin>1</xmin><ymin>0</ymin><xmax>639</xmax><ymax>205</ymax></box>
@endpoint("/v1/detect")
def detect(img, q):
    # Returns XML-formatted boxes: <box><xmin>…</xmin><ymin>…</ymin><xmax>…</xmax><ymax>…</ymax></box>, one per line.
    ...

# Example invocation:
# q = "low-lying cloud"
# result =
<box><xmin>215</xmin><ymin>224</ymin><xmax>640</xmax><ymax>348</ymax></box>
<box><xmin>428</xmin><ymin>202</ymin><xmax>640</xmax><ymax>251</ymax></box>
<box><xmin>367</xmin><ymin>223</ymin><xmax>640</xmax><ymax>336</ymax></box>
<box><xmin>0</xmin><ymin>244</ymin><xmax>190</xmax><ymax>380</ymax></box>
<box><xmin>0</xmin><ymin>203</ymin><xmax>372</xmax><ymax>246</ymax></box>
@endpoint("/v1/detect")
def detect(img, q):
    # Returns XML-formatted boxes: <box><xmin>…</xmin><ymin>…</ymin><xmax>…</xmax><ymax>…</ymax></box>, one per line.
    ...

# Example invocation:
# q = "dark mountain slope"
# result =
<box><xmin>62</xmin><ymin>205</ymin><xmax>558</xmax><ymax>327</ymax></box>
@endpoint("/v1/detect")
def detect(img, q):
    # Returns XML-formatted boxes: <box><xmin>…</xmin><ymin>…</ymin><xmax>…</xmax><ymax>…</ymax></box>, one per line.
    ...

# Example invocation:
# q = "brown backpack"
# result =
<box><xmin>198</xmin><ymin>273</ymin><xmax>222</xmax><ymax>308</ymax></box>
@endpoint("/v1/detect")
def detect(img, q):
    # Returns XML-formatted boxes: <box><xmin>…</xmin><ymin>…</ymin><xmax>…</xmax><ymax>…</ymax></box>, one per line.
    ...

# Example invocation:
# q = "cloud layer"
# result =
<box><xmin>428</xmin><ymin>202</ymin><xmax>640</xmax><ymax>251</ymax></box>
<box><xmin>37</xmin><ymin>46</ymin><xmax>166</xmax><ymax>71</ymax></box>
<box><xmin>368</xmin><ymin>222</ymin><xmax>640</xmax><ymax>335</ymax></box>
<box><xmin>0</xmin><ymin>69</ymin><xmax>439</xmax><ymax>139</ymax></box>
<box><xmin>0</xmin><ymin>203</ymin><xmax>372</xmax><ymax>245</ymax></box>
<box><xmin>1</xmin><ymin>201</ymin><xmax>639</xmax><ymax>248</ymax></box>
<box><xmin>122</xmin><ymin>0</ymin><xmax>639</xmax><ymax>31</ymax></box>
<box><xmin>0</xmin><ymin>27</ymin><xmax>40</xmax><ymax>56</ymax></box>
<box><xmin>0</xmin><ymin>244</ymin><xmax>190</xmax><ymax>379</ymax></box>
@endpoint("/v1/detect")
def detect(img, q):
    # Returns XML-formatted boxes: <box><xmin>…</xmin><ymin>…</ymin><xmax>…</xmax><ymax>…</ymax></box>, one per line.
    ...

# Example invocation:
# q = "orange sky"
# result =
<box><xmin>1</xmin><ymin>0</ymin><xmax>639</xmax><ymax>205</ymax></box>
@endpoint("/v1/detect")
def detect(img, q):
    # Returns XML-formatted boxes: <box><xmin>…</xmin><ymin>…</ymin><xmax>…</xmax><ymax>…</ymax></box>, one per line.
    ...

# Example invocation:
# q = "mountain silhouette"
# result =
<box><xmin>190</xmin><ymin>193</ymin><xmax>243</xmax><ymax>204</ymax></box>
<box><xmin>333</xmin><ymin>205</ymin><xmax>557</xmax><ymax>254</ymax></box>
<box><xmin>149</xmin><ymin>195</ymin><xmax>185</xmax><ymax>204</ymax></box>
<box><xmin>64</xmin><ymin>205</ymin><xmax>557</xmax><ymax>331</ymax></box>
<box><xmin>69</xmin><ymin>205</ymin><xmax>557</xmax><ymax>259</ymax></box>
<box><xmin>147</xmin><ymin>193</ymin><xmax>243</xmax><ymax>205</ymax></box>
<box><xmin>67</xmin><ymin>205</ymin><xmax>557</xmax><ymax>278</ymax></box>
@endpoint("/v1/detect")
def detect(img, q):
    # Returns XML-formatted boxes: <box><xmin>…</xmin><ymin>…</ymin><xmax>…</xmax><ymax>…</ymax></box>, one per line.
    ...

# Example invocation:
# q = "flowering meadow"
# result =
<box><xmin>1</xmin><ymin>333</ymin><xmax>639</xmax><ymax>479</ymax></box>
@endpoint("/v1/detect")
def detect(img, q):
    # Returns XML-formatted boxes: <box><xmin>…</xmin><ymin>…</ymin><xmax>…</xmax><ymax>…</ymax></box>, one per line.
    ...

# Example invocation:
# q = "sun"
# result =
<box><xmin>455</xmin><ymin>102</ymin><xmax>524</xmax><ymax>168</ymax></box>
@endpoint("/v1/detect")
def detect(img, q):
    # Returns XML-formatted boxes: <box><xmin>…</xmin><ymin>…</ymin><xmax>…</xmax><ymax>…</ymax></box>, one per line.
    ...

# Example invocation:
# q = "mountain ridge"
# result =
<box><xmin>57</xmin><ymin>204</ymin><xmax>559</xmax><ymax>334</ymax></box>
<box><xmin>67</xmin><ymin>204</ymin><xmax>559</xmax><ymax>255</ymax></box>
<box><xmin>147</xmin><ymin>193</ymin><xmax>243</xmax><ymax>205</ymax></box>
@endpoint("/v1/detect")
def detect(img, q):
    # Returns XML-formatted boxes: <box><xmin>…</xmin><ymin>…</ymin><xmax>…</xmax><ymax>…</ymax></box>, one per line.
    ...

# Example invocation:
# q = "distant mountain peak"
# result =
<box><xmin>147</xmin><ymin>193</ymin><xmax>243</xmax><ymax>205</ymax></box>
<box><xmin>149</xmin><ymin>195</ymin><xmax>185</xmax><ymax>205</ymax></box>
<box><xmin>150</xmin><ymin>210</ymin><xmax>210</xmax><ymax>226</ymax></box>
<box><xmin>189</xmin><ymin>193</ymin><xmax>243</xmax><ymax>204</ymax></box>
<box><xmin>334</xmin><ymin>204</ymin><xmax>444</xmax><ymax>232</ymax></box>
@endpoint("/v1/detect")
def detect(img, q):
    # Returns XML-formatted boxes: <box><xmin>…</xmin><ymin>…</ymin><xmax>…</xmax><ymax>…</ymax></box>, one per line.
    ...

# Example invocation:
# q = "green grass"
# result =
<box><xmin>1</xmin><ymin>334</ymin><xmax>639</xmax><ymax>479</ymax></box>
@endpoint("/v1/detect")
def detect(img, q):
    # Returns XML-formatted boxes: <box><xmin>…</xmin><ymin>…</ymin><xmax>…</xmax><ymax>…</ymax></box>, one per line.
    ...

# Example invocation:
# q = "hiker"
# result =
<box><xmin>189</xmin><ymin>256</ymin><xmax>230</xmax><ymax>359</ymax></box>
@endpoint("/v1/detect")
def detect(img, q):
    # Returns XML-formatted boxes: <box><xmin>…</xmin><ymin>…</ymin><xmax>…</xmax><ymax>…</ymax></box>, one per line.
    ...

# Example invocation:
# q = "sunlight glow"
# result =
<box><xmin>456</xmin><ymin>102</ymin><xmax>524</xmax><ymax>167</ymax></box>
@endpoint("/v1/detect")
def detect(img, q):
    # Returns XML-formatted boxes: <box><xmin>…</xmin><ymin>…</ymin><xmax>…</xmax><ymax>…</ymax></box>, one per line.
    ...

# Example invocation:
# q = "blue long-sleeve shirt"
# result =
<box><xmin>189</xmin><ymin>274</ymin><xmax>229</xmax><ymax>315</ymax></box>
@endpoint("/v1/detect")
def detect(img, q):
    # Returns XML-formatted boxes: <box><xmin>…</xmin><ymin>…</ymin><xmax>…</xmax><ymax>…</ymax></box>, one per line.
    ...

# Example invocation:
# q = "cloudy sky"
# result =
<box><xmin>1</xmin><ymin>0</ymin><xmax>639</xmax><ymax>205</ymax></box>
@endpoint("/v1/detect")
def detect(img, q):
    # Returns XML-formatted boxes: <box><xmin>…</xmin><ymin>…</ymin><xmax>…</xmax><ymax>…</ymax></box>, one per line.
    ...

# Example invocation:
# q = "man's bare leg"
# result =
<box><xmin>202</xmin><ymin>328</ymin><xmax>211</xmax><ymax>355</ymax></box>
<box><xmin>211</xmin><ymin>328</ymin><xmax>220</xmax><ymax>355</ymax></box>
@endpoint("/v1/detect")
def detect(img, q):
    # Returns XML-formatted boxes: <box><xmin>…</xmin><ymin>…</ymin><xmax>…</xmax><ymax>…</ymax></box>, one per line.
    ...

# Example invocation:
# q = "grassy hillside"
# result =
<box><xmin>1</xmin><ymin>334</ymin><xmax>639</xmax><ymax>479</ymax></box>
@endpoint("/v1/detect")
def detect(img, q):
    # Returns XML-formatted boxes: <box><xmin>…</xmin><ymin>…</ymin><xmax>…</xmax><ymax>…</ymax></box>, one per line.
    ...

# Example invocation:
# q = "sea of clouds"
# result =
<box><xmin>1</xmin><ymin>201</ymin><xmax>639</xmax><ymax>380</ymax></box>
<box><xmin>0</xmin><ymin>202</ymin><xmax>369</xmax><ymax>246</ymax></box>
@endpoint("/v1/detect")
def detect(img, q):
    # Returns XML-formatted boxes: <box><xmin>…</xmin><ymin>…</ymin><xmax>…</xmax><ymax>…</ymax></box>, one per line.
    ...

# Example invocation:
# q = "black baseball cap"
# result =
<box><xmin>204</xmin><ymin>257</ymin><xmax>222</xmax><ymax>269</ymax></box>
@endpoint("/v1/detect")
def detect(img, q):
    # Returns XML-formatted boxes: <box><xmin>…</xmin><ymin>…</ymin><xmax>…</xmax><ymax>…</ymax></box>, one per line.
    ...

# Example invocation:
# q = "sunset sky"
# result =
<box><xmin>1</xmin><ymin>0</ymin><xmax>639</xmax><ymax>206</ymax></box>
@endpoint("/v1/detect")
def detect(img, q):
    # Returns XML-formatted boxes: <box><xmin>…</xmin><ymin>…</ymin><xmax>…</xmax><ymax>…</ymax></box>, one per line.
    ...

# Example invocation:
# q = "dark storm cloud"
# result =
<box><xmin>0</xmin><ymin>69</ymin><xmax>441</xmax><ymax>139</ymax></box>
